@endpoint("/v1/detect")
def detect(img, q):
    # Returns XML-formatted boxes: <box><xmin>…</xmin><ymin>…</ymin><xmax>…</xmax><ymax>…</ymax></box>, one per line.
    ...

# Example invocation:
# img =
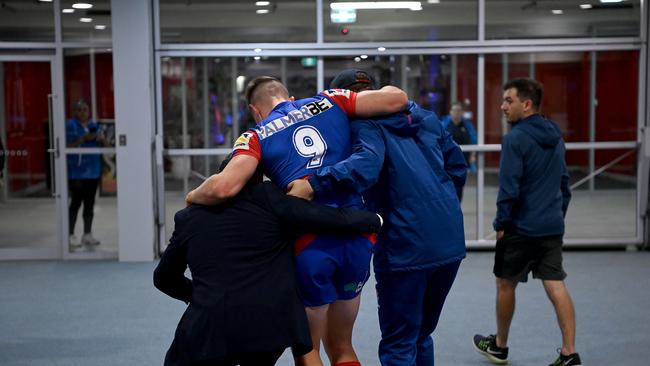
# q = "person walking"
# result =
<box><xmin>472</xmin><ymin>78</ymin><xmax>581</xmax><ymax>366</ymax></box>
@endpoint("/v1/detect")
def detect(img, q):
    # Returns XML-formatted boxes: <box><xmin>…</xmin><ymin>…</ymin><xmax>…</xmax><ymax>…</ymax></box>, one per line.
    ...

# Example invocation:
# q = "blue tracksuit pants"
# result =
<box><xmin>375</xmin><ymin>260</ymin><xmax>461</xmax><ymax>366</ymax></box>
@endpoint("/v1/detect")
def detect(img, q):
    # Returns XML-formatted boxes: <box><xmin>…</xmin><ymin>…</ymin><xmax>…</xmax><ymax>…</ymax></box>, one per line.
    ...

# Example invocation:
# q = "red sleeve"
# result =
<box><xmin>321</xmin><ymin>89</ymin><xmax>357</xmax><ymax>117</ymax></box>
<box><xmin>232</xmin><ymin>131</ymin><xmax>261</xmax><ymax>161</ymax></box>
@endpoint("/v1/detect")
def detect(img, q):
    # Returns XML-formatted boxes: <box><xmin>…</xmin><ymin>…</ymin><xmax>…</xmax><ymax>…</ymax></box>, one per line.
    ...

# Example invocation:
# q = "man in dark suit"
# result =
<box><xmin>154</xmin><ymin>157</ymin><xmax>382</xmax><ymax>366</ymax></box>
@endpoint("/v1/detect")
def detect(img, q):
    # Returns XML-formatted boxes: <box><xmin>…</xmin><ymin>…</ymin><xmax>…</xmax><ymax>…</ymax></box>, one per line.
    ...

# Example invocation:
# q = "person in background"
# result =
<box><xmin>472</xmin><ymin>78</ymin><xmax>580</xmax><ymax>366</ymax></box>
<box><xmin>288</xmin><ymin>69</ymin><xmax>467</xmax><ymax>366</ymax></box>
<box><xmin>66</xmin><ymin>100</ymin><xmax>106</xmax><ymax>249</ymax></box>
<box><xmin>154</xmin><ymin>155</ymin><xmax>382</xmax><ymax>366</ymax></box>
<box><xmin>441</xmin><ymin>101</ymin><xmax>477</xmax><ymax>202</ymax></box>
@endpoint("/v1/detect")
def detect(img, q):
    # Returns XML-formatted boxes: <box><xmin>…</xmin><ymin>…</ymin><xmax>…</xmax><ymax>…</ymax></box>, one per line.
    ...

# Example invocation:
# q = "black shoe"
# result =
<box><xmin>549</xmin><ymin>351</ymin><xmax>582</xmax><ymax>366</ymax></box>
<box><xmin>472</xmin><ymin>334</ymin><xmax>509</xmax><ymax>364</ymax></box>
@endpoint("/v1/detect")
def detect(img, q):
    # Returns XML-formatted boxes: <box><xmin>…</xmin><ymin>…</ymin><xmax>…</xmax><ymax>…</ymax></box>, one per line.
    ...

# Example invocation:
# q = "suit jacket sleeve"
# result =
<box><xmin>309</xmin><ymin>119</ymin><xmax>386</xmax><ymax>197</ymax></box>
<box><xmin>257</xmin><ymin>182</ymin><xmax>381</xmax><ymax>233</ymax></box>
<box><xmin>153</xmin><ymin>210</ymin><xmax>193</xmax><ymax>304</ymax></box>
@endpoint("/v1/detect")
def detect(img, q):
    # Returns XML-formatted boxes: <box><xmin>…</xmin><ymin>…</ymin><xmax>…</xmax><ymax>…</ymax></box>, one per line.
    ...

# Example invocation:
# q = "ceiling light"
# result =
<box><xmin>256</xmin><ymin>9</ymin><xmax>270</xmax><ymax>14</ymax></box>
<box><xmin>360</xmin><ymin>55</ymin><xmax>368</xmax><ymax>59</ymax></box>
<box><xmin>378</xmin><ymin>46</ymin><xmax>387</xmax><ymax>52</ymax></box>
<box><xmin>427</xmin><ymin>0</ymin><xmax>440</xmax><ymax>3</ymax></box>
<box><xmin>62</xmin><ymin>8</ymin><xmax>75</xmax><ymax>13</ymax></box>
<box><xmin>331</xmin><ymin>9</ymin><xmax>357</xmax><ymax>23</ymax></box>
<box><xmin>80</xmin><ymin>17</ymin><xmax>93</xmax><ymax>22</ymax></box>
<box><xmin>256</xmin><ymin>1</ymin><xmax>271</xmax><ymax>5</ymax></box>
<box><xmin>579</xmin><ymin>4</ymin><xmax>593</xmax><ymax>8</ymax></box>
<box><xmin>95</xmin><ymin>25</ymin><xmax>106</xmax><ymax>30</ymax></box>
<box><xmin>331</xmin><ymin>2</ymin><xmax>423</xmax><ymax>11</ymax></box>
<box><xmin>600</xmin><ymin>0</ymin><xmax>624</xmax><ymax>3</ymax></box>
<box><xmin>38</xmin><ymin>0</ymin><xmax>53</xmax><ymax>2</ymax></box>
<box><xmin>354</xmin><ymin>57</ymin><xmax>361</xmax><ymax>62</ymax></box>
<box><xmin>254</xmin><ymin>48</ymin><xmax>262</xmax><ymax>53</ymax></box>
<box><xmin>72</xmin><ymin>3</ymin><xmax>93</xmax><ymax>9</ymax></box>
<box><xmin>254</xmin><ymin>56</ymin><xmax>261</xmax><ymax>60</ymax></box>
<box><xmin>551</xmin><ymin>9</ymin><xmax>563</xmax><ymax>14</ymax></box>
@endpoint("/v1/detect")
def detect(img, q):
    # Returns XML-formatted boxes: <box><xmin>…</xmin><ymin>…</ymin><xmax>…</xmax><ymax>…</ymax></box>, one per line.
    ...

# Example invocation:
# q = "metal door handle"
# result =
<box><xmin>47</xmin><ymin>94</ymin><xmax>58</xmax><ymax>197</ymax></box>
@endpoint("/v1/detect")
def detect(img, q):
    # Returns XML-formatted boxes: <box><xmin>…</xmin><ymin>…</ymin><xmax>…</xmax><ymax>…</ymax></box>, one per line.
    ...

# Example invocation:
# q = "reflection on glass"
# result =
<box><xmin>61</xmin><ymin>0</ymin><xmax>112</xmax><ymax>42</ymax></box>
<box><xmin>159</xmin><ymin>0</ymin><xmax>316</xmax><ymax>43</ymax></box>
<box><xmin>486</xmin><ymin>0</ymin><xmax>641</xmax><ymax>39</ymax></box>
<box><xmin>485</xmin><ymin>51</ymin><xmax>639</xmax><ymax>145</ymax></box>
<box><xmin>324</xmin><ymin>0</ymin><xmax>478</xmax><ymax>41</ymax></box>
<box><xmin>161</xmin><ymin>56</ymin><xmax>317</xmax><ymax>152</ymax></box>
<box><xmin>0</xmin><ymin>1</ymin><xmax>54</xmax><ymax>42</ymax></box>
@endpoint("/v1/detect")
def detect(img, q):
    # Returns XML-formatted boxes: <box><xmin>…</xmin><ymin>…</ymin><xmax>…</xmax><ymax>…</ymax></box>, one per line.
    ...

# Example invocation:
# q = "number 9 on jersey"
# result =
<box><xmin>292</xmin><ymin>125</ymin><xmax>328</xmax><ymax>169</ymax></box>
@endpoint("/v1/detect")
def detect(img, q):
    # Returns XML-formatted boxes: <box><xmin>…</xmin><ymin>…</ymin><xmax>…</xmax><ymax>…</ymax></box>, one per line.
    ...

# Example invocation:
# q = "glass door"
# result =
<box><xmin>0</xmin><ymin>58</ymin><xmax>63</xmax><ymax>259</ymax></box>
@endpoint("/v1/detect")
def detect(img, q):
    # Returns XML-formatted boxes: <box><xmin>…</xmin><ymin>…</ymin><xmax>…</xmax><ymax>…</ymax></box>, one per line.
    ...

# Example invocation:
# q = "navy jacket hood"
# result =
<box><xmin>514</xmin><ymin>113</ymin><xmax>562</xmax><ymax>149</ymax></box>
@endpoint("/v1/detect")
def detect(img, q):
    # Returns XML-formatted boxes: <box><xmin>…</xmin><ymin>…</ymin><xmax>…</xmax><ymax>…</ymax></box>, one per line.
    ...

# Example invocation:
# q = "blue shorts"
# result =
<box><xmin>294</xmin><ymin>234</ymin><xmax>374</xmax><ymax>307</ymax></box>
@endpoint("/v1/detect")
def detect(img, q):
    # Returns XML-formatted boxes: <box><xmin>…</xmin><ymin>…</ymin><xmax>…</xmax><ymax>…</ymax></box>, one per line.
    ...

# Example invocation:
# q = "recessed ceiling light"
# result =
<box><xmin>427</xmin><ymin>0</ymin><xmax>440</xmax><ymax>3</ymax></box>
<box><xmin>38</xmin><ymin>0</ymin><xmax>53</xmax><ymax>2</ymax></box>
<box><xmin>256</xmin><ymin>1</ymin><xmax>271</xmax><ymax>5</ymax></box>
<box><xmin>360</xmin><ymin>55</ymin><xmax>368</xmax><ymax>59</ymax></box>
<box><xmin>256</xmin><ymin>9</ymin><xmax>270</xmax><ymax>14</ymax></box>
<box><xmin>95</xmin><ymin>25</ymin><xmax>106</xmax><ymax>30</ymax></box>
<box><xmin>80</xmin><ymin>17</ymin><xmax>93</xmax><ymax>22</ymax></box>
<box><xmin>254</xmin><ymin>56</ymin><xmax>261</xmax><ymax>60</ymax></box>
<box><xmin>254</xmin><ymin>48</ymin><xmax>262</xmax><ymax>53</ymax></box>
<box><xmin>331</xmin><ymin>2</ymin><xmax>423</xmax><ymax>11</ymax></box>
<box><xmin>551</xmin><ymin>9</ymin><xmax>563</xmax><ymax>14</ymax></box>
<box><xmin>579</xmin><ymin>4</ymin><xmax>593</xmax><ymax>9</ymax></box>
<box><xmin>378</xmin><ymin>46</ymin><xmax>387</xmax><ymax>52</ymax></box>
<box><xmin>354</xmin><ymin>57</ymin><xmax>361</xmax><ymax>62</ymax></box>
<box><xmin>62</xmin><ymin>8</ymin><xmax>75</xmax><ymax>13</ymax></box>
<box><xmin>72</xmin><ymin>3</ymin><xmax>93</xmax><ymax>9</ymax></box>
<box><xmin>600</xmin><ymin>0</ymin><xmax>624</xmax><ymax>3</ymax></box>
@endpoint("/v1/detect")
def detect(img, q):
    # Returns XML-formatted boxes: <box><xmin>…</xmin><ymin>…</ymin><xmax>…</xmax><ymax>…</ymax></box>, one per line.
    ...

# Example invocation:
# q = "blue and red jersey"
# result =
<box><xmin>233</xmin><ymin>89</ymin><xmax>363</xmax><ymax>209</ymax></box>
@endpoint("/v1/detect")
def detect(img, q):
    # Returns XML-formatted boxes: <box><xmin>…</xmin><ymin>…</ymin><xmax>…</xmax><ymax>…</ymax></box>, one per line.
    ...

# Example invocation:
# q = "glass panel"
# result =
<box><xmin>159</xmin><ymin>0</ymin><xmax>316</xmax><ymax>43</ymax></box>
<box><xmin>0</xmin><ymin>61</ymin><xmax>57</xmax><ymax>251</ymax></box>
<box><xmin>485</xmin><ymin>51</ymin><xmax>639</xmax><ymax>145</ymax></box>
<box><xmin>161</xmin><ymin>56</ymin><xmax>317</xmax><ymax>150</ymax></box>
<box><xmin>595</xmin><ymin>51</ymin><xmax>638</xmax><ymax>142</ymax></box>
<box><xmin>61</xmin><ymin>0</ymin><xmax>112</xmax><ymax>42</ymax></box>
<box><xmin>483</xmin><ymin>148</ymin><xmax>637</xmax><ymax>240</ymax></box>
<box><xmin>324</xmin><ymin>0</ymin><xmax>478</xmax><ymax>42</ymax></box>
<box><xmin>0</xmin><ymin>1</ymin><xmax>54</xmax><ymax>42</ymax></box>
<box><xmin>486</xmin><ymin>0</ymin><xmax>641</xmax><ymax>39</ymax></box>
<box><xmin>63</xmin><ymin>48</ymin><xmax>117</xmax><ymax>255</ymax></box>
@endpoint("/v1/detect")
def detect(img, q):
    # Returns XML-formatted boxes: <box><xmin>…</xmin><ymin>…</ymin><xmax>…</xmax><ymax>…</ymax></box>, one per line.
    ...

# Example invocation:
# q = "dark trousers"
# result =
<box><xmin>68</xmin><ymin>178</ymin><xmax>99</xmax><ymax>235</ymax></box>
<box><xmin>192</xmin><ymin>349</ymin><xmax>284</xmax><ymax>366</ymax></box>
<box><xmin>375</xmin><ymin>260</ymin><xmax>461</xmax><ymax>366</ymax></box>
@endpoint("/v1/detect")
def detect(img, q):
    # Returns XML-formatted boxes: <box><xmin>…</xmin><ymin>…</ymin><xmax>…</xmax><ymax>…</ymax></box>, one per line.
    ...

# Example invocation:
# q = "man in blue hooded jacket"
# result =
<box><xmin>288</xmin><ymin>69</ymin><xmax>467</xmax><ymax>366</ymax></box>
<box><xmin>472</xmin><ymin>78</ymin><xmax>581</xmax><ymax>366</ymax></box>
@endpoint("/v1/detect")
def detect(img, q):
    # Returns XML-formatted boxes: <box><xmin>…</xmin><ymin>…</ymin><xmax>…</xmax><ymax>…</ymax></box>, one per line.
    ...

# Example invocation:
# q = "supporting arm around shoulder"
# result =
<box><xmin>186</xmin><ymin>154</ymin><xmax>259</xmax><ymax>205</ymax></box>
<box><xmin>262</xmin><ymin>183</ymin><xmax>382</xmax><ymax>234</ymax></box>
<box><xmin>309</xmin><ymin>120</ymin><xmax>385</xmax><ymax>198</ymax></box>
<box><xmin>355</xmin><ymin>86</ymin><xmax>408</xmax><ymax>117</ymax></box>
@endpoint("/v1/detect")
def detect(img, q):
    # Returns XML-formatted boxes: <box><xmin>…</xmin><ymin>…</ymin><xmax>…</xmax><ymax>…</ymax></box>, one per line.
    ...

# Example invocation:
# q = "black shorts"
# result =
<box><xmin>493</xmin><ymin>232</ymin><xmax>567</xmax><ymax>283</ymax></box>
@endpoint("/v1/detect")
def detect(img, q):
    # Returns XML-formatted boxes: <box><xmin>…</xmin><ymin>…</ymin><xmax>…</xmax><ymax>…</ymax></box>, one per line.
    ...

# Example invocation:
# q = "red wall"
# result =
<box><xmin>4</xmin><ymin>62</ymin><xmax>51</xmax><ymax>192</ymax></box>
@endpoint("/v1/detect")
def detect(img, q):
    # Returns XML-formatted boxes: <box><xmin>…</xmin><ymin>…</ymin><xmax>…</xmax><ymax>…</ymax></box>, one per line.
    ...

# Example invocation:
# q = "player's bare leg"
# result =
<box><xmin>323</xmin><ymin>296</ymin><xmax>362</xmax><ymax>365</ymax></box>
<box><xmin>296</xmin><ymin>304</ymin><xmax>329</xmax><ymax>366</ymax></box>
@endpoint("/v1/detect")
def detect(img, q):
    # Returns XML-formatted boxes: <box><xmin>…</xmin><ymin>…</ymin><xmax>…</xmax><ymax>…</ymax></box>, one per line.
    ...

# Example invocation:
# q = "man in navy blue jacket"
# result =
<box><xmin>288</xmin><ymin>69</ymin><xmax>467</xmax><ymax>366</ymax></box>
<box><xmin>472</xmin><ymin>78</ymin><xmax>581</xmax><ymax>366</ymax></box>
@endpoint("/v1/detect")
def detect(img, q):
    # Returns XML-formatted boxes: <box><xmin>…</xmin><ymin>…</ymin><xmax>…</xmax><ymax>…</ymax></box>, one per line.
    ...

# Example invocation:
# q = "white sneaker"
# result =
<box><xmin>82</xmin><ymin>233</ymin><xmax>100</xmax><ymax>246</ymax></box>
<box><xmin>69</xmin><ymin>234</ymin><xmax>81</xmax><ymax>247</ymax></box>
